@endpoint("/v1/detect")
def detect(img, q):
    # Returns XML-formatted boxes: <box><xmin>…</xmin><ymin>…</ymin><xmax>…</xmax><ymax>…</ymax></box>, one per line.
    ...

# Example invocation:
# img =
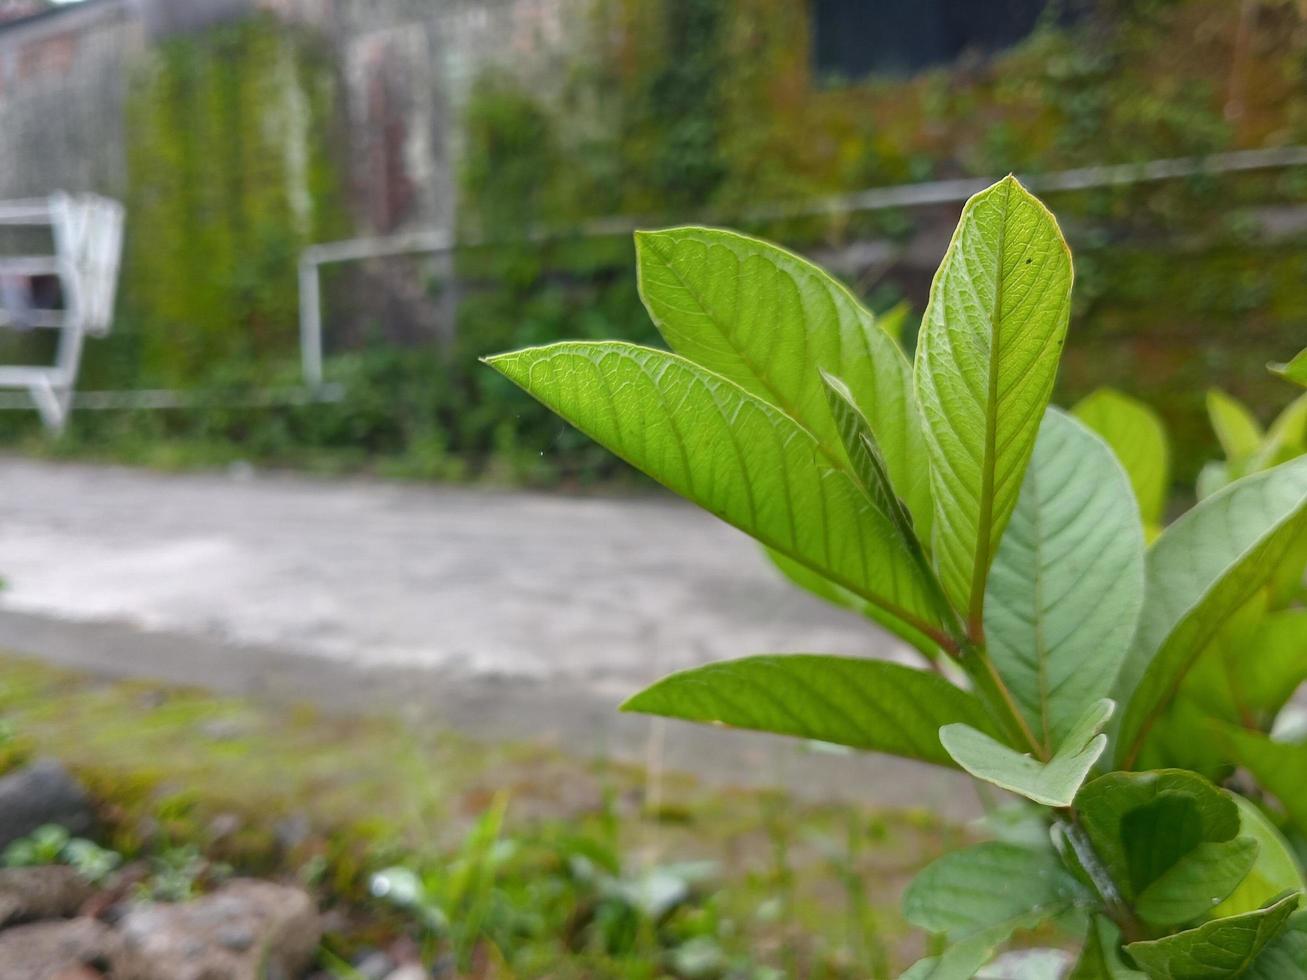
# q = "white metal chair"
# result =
<box><xmin>0</xmin><ymin>193</ymin><xmax>124</xmax><ymax>431</ymax></box>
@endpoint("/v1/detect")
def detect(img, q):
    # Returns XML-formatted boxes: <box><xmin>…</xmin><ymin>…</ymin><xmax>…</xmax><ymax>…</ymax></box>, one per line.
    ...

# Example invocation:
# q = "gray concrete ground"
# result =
<box><xmin>0</xmin><ymin>457</ymin><xmax>971</xmax><ymax>812</ymax></box>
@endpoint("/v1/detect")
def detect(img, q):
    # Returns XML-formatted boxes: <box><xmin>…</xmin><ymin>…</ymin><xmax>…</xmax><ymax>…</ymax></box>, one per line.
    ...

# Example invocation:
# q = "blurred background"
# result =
<box><xmin>0</xmin><ymin>0</ymin><xmax>1303</xmax><ymax>977</ymax></box>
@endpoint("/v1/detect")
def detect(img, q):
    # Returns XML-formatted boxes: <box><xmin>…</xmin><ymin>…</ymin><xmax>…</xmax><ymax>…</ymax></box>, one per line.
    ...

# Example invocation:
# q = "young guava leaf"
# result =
<box><xmin>900</xmin><ymin>917</ymin><xmax>1040</xmax><ymax>980</ymax></box>
<box><xmin>1069</xmin><ymin>917</ymin><xmax>1147</xmax><ymax>979</ymax></box>
<box><xmin>1213</xmin><ymin>794</ymin><xmax>1307</xmax><ymax>918</ymax></box>
<box><xmin>1075</xmin><ymin>770</ymin><xmax>1240</xmax><ymax>902</ymax></box>
<box><xmin>1133</xmin><ymin>837</ymin><xmax>1259</xmax><ymax>928</ymax></box>
<box><xmin>903</xmin><ymin>841</ymin><xmax>1089</xmax><ymax>939</ymax></box>
<box><xmin>913</xmin><ymin>175</ymin><xmax>1073</xmax><ymax>629</ymax></box>
<box><xmin>1072</xmin><ymin>387</ymin><xmax>1170</xmax><ymax>531</ymax></box>
<box><xmin>985</xmin><ymin>409</ymin><xmax>1144</xmax><ymax>753</ymax></box>
<box><xmin>939</xmin><ymin>698</ymin><xmax>1112</xmax><ymax>807</ymax></box>
<box><xmin>1250</xmin><ymin>391</ymin><xmax>1307</xmax><ymax>473</ymax></box>
<box><xmin>484</xmin><ymin>342</ymin><xmax>945</xmax><ymax>643</ymax></box>
<box><xmin>1270</xmin><ymin>348</ymin><xmax>1307</xmax><ymax>388</ymax></box>
<box><xmin>1223</xmin><ymin>730</ymin><xmax>1307</xmax><ymax>833</ymax></box>
<box><xmin>620</xmin><ymin>654</ymin><xmax>1000</xmax><ymax>767</ymax></box>
<box><xmin>1114</xmin><ymin>456</ymin><xmax>1307</xmax><ymax>768</ymax></box>
<box><xmin>1244</xmin><ymin>909</ymin><xmax>1307</xmax><ymax>979</ymax></box>
<box><xmin>1207</xmin><ymin>389</ymin><xmax>1264</xmax><ymax>463</ymax></box>
<box><xmin>1124</xmin><ymin>893</ymin><xmax>1299</xmax><ymax>979</ymax></box>
<box><xmin>635</xmin><ymin>227</ymin><xmax>932</xmax><ymax>539</ymax></box>
<box><xmin>762</xmin><ymin>548</ymin><xmax>941</xmax><ymax>656</ymax></box>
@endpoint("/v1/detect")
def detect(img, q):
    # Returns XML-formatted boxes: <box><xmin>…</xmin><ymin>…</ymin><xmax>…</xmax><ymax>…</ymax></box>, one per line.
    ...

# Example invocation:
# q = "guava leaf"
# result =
<box><xmin>939</xmin><ymin>698</ymin><xmax>1111</xmax><ymax>807</ymax></box>
<box><xmin>1076</xmin><ymin>770</ymin><xmax>1239</xmax><ymax>902</ymax></box>
<box><xmin>1072</xmin><ymin>387</ymin><xmax>1170</xmax><ymax>531</ymax></box>
<box><xmin>1114</xmin><ymin>456</ymin><xmax>1307</xmax><ymax>768</ymax></box>
<box><xmin>1223</xmin><ymin>730</ymin><xmax>1307</xmax><ymax>833</ymax></box>
<box><xmin>1134</xmin><ymin>837</ymin><xmax>1259</xmax><ymax>928</ymax></box>
<box><xmin>621</xmin><ymin>654</ymin><xmax>1000</xmax><ymax>767</ymax></box>
<box><xmin>1244</xmin><ymin>909</ymin><xmax>1307</xmax><ymax>979</ymax></box>
<box><xmin>485</xmin><ymin>342</ymin><xmax>944</xmax><ymax>642</ymax></box>
<box><xmin>913</xmin><ymin>175</ymin><xmax>1073</xmax><ymax>626</ymax></box>
<box><xmin>635</xmin><ymin>227</ymin><xmax>932</xmax><ymax>540</ymax></box>
<box><xmin>1270</xmin><ymin>348</ymin><xmax>1307</xmax><ymax>388</ymax></box>
<box><xmin>985</xmin><ymin>409</ymin><xmax>1144</xmax><ymax>752</ymax></box>
<box><xmin>1069</xmin><ymin>917</ymin><xmax>1147</xmax><ymax>979</ymax></box>
<box><xmin>1207</xmin><ymin>389</ymin><xmax>1264</xmax><ymax>463</ymax></box>
<box><xmin>1237</xmin><ymin>610</ymin><xmax>1307</xmax><ymax>722</ymax></box>
<box><xmin>762</xmin><ymin>548</ymin><xmax>942</xmax><ymax>657</ymax></box>
<box><xmin>1124</xmin><ymin>893</ymin><xmax>1299</xmax><ymax>979</ymax></box>
<box><xmin>1214</xmin><ymin>794</ymin><xmax>1307</xmax><ymax>918</ymax></box>
<box><xmin>903</xmin><ymin>841</ymin><xmax>1089</xmax><ymax>939</ymax></box>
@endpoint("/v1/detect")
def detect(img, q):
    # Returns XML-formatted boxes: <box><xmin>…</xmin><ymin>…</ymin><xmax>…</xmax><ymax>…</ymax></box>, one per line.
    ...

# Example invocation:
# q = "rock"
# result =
<box><xmin>0</xmin><ymin>918</ymin><xmax>120</xmax><ymax>980</ymax></box>
<box><xmin>352</xmin><ymin>950</ymin><xmax>395</xmax><ymax>980</ymax></box>
<box><xmin>113</xmin><ymin>879</ymin><xmax>320</xmax><ymax>980</ymax></box>
<box><xmin>0</xmin><ymin>759</ymin><xmax>95</xmax><ymax>850</ymax></box>
<box><xmin>383</xmin><ymin>968</ymin><xmax>430</xmax><ymax>980</ymax></box>
<box><xmin>0</xmin><ymin>865</ymin><xmax>95</xmax><ymax>926</ymax></box>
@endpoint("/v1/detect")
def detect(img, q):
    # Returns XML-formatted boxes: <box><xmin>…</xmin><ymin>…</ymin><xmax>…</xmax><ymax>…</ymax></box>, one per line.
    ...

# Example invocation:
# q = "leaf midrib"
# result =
<box><xmin>969</xmin><ymin>179</ymin><xmax>1012</xmax><ymax>636</ymax></box>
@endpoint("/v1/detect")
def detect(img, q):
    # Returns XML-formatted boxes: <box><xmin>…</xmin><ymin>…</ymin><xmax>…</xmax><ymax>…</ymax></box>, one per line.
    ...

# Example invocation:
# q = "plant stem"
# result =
<box><xmin>1059</xmin><ymin>812</ymin><xmax>1146</xmax><ymax>945</ymax></box>
<box><xmin>969</xmin><ymin>649</ymin><xmax>1045</xmax><ymax>759</ymax></box>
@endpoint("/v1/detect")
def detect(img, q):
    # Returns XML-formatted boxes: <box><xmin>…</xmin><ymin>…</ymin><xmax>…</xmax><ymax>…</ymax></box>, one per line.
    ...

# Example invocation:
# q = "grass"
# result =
<box><xmin>0</xmin><ymin>653</ymin><xmax>965</xmax><ymax>977</ymax></box>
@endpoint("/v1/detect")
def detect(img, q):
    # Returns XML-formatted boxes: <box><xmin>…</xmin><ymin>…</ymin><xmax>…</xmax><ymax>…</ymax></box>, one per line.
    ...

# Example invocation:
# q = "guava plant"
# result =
<box><xmin>486</xmin><ymin>177</ymin><xmax>1307</xmax><ymax>977</ymax></box>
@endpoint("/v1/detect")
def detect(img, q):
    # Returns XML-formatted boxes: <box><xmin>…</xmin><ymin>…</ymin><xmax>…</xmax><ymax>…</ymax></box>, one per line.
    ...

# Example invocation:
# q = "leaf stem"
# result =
<box><xmin>972</xmin><ymin>650</ymin><xmax>1046</xmax><ymax>760</ymax></box>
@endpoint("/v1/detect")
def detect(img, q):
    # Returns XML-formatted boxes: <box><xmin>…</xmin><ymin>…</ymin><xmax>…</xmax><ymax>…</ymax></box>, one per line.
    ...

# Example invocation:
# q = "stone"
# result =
<box><xmin>0</xmin><ymin>918</ymin><xmax>120</xmax><ymax>980</ymax></box>
<box><xmin>113</xmin><ymin>878</ymin><xmax>320</xmax><ymax>980</ymax></box>
<box><xmin>0</xmin><ymin>865</ymin><xmax>94</xmax><ymax>926</ymax></box>
<box><xmin>383</xmin><ymin>968</ymin><xmax>430</xmax><ymax>980</ymax></box>
<box><xmin>0</xmin><ymin>759</ymin><xmax>95</xmax><ymax>850</ymax></box>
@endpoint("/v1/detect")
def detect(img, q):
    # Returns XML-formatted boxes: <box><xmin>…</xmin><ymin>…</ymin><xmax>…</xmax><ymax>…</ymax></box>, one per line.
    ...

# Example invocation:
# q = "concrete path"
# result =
<box><xmin>0</xmin><ymin>458</ymin><xmax>970</xmax><ymax>812</ymax></box>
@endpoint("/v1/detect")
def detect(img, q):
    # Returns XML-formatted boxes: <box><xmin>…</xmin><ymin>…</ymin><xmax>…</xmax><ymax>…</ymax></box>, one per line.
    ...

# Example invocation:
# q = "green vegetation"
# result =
<box><xmin>1</xmin><ymin>2</ymin><xmax>1303</xmax><ymax>490</ymax></box>
<box><xmin>0</xmin><ymin>654</ymin><xmax>964</xmax><ymax>976</ymax></box>
<box><xmin>487</xmin><ymin>177</ymin><xmax>1307</xmax><ymax>974</ymax></box>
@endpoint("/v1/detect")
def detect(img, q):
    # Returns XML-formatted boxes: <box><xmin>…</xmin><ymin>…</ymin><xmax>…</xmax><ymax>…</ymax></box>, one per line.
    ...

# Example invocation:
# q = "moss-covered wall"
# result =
<box><xmin>107</xmin><ymin>15</ymin><xmax>347</xmax><ymax>388</ymax></box>
<box><xmin>456</xmin><ymin>0</ymin><xmax>1307</xmax><ymax>485</ymax></box>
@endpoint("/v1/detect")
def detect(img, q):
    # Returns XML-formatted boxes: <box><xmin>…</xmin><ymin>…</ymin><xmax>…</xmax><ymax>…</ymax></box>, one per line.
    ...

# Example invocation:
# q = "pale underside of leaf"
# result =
<box><xmin>485</xmin><ymin>342</ymin><xmax>944</xmax><ymax>643</ymax></box>
<box><xmin>620</xmin><ymin>654</ymin><xmax>1000</xmax><ymax>768</ymax></box>
<box><xmin>1115</xmin><ymin>455</ymin><xmax>1307</xmax><ymax>767</ymax></box>
<box><xmin>985</xmin><ymin>409</ymin><xmax>1145</xmax><ymax>753</ymax></box>
<box><xmin>914</xmin><ymin>175</ymin><xmax>1074</xmax><ymax>627</ymax></box>
<box><xmin>635</xmin><ymin>226</ymin><xmax>933</xmax><ymax>539</ymax></box>
<box><xmin>939</xmin><ymin>698</ymin><xmax>1112</xmax><ymax>807</ymax></box>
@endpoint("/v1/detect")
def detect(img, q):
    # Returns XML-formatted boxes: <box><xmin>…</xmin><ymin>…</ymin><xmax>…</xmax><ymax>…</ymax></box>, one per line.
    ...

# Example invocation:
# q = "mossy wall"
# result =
<box><xmin>457</xmin><ymin>0</ymin><xmax>1307</xmax><ymax>486</ymax></box>
<box><xmin>107</xmin><ymin>16</ymin><xmax>348</xmax><ymax>389</ymax></box>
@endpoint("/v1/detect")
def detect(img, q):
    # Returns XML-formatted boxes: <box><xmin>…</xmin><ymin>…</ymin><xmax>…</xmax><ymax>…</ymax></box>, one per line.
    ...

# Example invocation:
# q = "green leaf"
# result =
<box><xmin>913</xmin><ymin>175</ymin><xmax>1073</xmax><ymax>625</ymax></box>
<box><xmin>1134</xmin><ymin>838</ymin><xmax>1259</xmax><ymax>928</ymax></box>
<box><xmin>1251</xmin><ymin>392</ymin><xmax>1307</xmax><ymax>473</ymax></box>
<box><xmin>1114</xmin><ymin>456</ymin><xmax>1307</xmax><ymax>768</ymax></box>
<box><xmin>1076</xmin><ymin>770</ymin><xmax>1239</xmax><ymax>902</ymax></box>
<box><xmin>1244</xmin><ymin>910</ymin><xmax>1307</xmax><ymax>979</ymax></box>
<box><xmin>1070</xmin><ymin>917</ymin><xmax>1147</xmax><ymax>979</ymax></box>
<box><xmin>1214</xmin><ymin>794</ymin><xmax>1307</xmax><ymax>918</ymax></box>
<box><xmin>1124</xmin><ymin>893</ymin><xmax>1299</xmax><ymax>979</ymax></box>
<box><xmin>1207</xmin><ymin>389</ymin><xmax>1264</xmax><ymax>463</ymax></box>
<box><xmin>1072</xmin><ymin>387</ymin><xmax>1170</xmax><ymax>531</ymax></box>
<box><xmin>484</xmin><ymin>342</ymin><xmax>945</xmax><ymax>643</ymax></box>
<box><xmin>903</xmin><ymin>841</ymin><xmax>1089</xmax><ymax>939</ymax></box>
<box><xmin>900</xmin><ymin>920</ymin><xmax>1027</xmax><ymax>980</ymax></box>
<box><xmin>940</xmin><ymin>698</ymin><xmax>1112</xmax><ymax>806</ymax></box>
<box><xmin>620</xmin><ymin>654</ymin><xmax>1000</xmax><ymax>767</ymax></box>
<box><xmin>985</xmin><ymin>409</ymin><xmax>1145</xmax><ymax>752</ymax></box>
<box><xmin>1223</xmin><ymin>730</ymin><xmax>1307</xmax><ymax>833</ymax></box>
<box><xmin>1270</xmin><ymin>348</ymin><xmax>1307</xmax><ymax>388</ymax></box>
<box><xmin>762</xmin><ymin>548</ymin><xmax>942</xmax><ymax>656</ymax></box>
<box><xmin>1239</xmin><ymin>610</ymin><xmax>1307</xmax><ymax>722</ymax></box>
<box><xmin>635</xmin><ymin>227</ymin><xmax>932</xmax><ymax>539</ymax></box>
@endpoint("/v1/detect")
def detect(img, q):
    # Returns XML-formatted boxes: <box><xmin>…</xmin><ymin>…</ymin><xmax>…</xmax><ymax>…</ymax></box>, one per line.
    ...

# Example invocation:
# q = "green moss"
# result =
<box><xmin>109</xmin><ymin>15</ymin><xmax>348</xmax><ymax>389</ymax></box>
<box><xmin>0</xmin><ymin>653</ymin><xmax>957</xmax><ymax>972</ymax></box>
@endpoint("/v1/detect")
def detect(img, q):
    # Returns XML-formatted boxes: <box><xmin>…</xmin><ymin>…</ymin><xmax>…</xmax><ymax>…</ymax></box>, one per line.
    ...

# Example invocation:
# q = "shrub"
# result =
<box><xmin>487</xmin><ymin>177</ymin><xmax>1307</xmax><ymax>976</ymax></box>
